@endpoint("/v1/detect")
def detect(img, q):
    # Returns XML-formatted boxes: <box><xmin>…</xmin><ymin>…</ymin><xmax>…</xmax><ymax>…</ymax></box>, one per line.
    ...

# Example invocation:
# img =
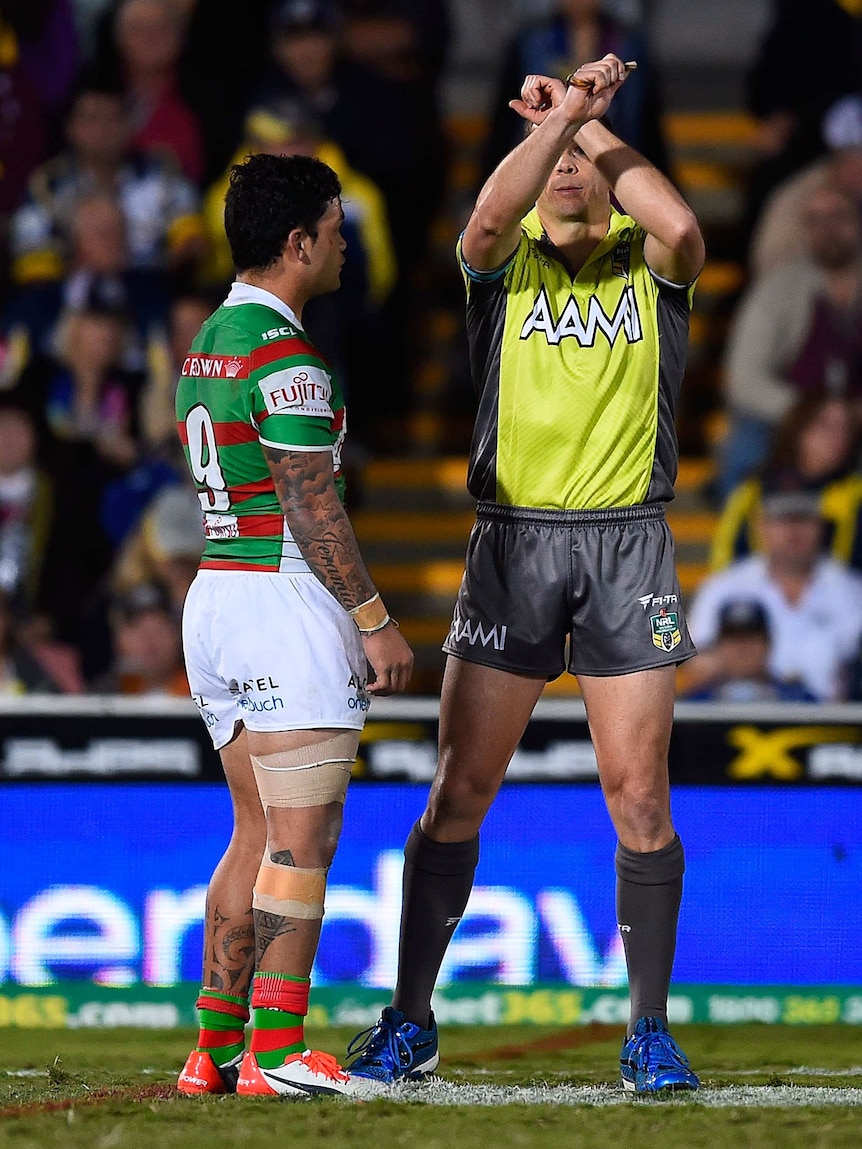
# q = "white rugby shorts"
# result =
<box><xmin>182</xmin><ymin>570</ymin><xmax>370</xmax><ymax>749</ymax></box>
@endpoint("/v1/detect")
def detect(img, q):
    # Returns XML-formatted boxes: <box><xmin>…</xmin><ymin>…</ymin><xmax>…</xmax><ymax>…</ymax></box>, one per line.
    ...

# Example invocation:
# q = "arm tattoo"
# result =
<box><xmin>270</xmin><ymin>849</ymin><xmax>295</xmax><ymax>866</ymax></box>
<box><xmin>253</xmin><ymin>909</ymin><xmax>298</xmax><ymax>966</ymax></box>
<box><xmin>203</xmin><ymin>902</ymin><xmax>255</xmax><ymax>994</ymax></box>
<box><xmin>263</xmin><ymin>445</ymin><xmax>376</xmax><ymax>611</ymax></box>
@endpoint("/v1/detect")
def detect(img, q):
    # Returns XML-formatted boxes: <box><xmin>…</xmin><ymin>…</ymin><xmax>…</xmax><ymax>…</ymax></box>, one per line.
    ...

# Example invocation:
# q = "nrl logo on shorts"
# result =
<box><xmin>650</xmin><ymin>609</ymin><xmax>681</xmax><ymax>652</ymax></box>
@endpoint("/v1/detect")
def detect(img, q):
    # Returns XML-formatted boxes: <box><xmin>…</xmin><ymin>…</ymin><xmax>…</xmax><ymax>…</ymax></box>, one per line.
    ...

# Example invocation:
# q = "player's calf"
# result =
<box><xmin>237</xmin><ymin>733</ymin><xmax>361</xmax><ymax>1096</ymax></box>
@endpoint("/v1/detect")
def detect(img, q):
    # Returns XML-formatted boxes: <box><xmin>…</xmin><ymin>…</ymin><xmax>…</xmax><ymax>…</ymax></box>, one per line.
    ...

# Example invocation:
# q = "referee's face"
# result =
<box><xmin>539</xmin><ymin>144</ymin><xmax>609</xmax><ymax>223</ymax></box>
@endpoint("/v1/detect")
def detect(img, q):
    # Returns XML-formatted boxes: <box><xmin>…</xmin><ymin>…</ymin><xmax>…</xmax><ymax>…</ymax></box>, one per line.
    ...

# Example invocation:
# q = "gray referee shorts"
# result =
<box><xmin>443</xmin><ymin>501</ymin><xmax>696</xmax><ymax>678</ymax></box>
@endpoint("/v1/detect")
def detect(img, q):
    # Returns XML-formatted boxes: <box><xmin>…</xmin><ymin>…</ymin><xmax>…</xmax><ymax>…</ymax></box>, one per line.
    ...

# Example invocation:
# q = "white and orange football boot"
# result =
<box><xmin>236</xmin><ymin>1048</ymin><xmax>359</xmax><ymax>1098</ymax></box>
<box><xmin>177</xmin><ymin>1049</ymin><xmax>244</xmax><ymax>1095</ymax></box>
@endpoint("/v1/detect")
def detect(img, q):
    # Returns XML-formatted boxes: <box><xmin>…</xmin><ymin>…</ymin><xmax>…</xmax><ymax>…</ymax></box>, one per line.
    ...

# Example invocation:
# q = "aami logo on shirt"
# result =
<box><xmin>259</xmin><ymin>364</ymin><xmax>333</xmax><ymax>417</ymax></box>
<box><xmin>182</xmin><ymin>355</ymin><xmax>249</xmax><ymax>379</ymax></box>
<box><xmin>520</xmin><ymin>285</ymin><xmax>643</xmax><ymax>347</ymax></box>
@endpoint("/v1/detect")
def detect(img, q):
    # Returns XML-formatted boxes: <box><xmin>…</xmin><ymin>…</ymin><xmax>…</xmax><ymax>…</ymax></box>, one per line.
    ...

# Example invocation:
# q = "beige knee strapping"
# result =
<box><xmin>251</xmin><ymin>731</ymin><xmax>359</xmax><ymax>812</ymax></box>
<box><xmin>253</xmin><ymin>859</ymin><xmax>327</xmax><ymax>920</ymax></box>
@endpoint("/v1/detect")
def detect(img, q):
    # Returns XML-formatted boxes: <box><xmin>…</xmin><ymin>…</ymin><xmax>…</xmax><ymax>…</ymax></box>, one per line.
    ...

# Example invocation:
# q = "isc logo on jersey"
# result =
<box><xmin>520</xmin><ymin>286</ymin><xmax>643</xmax><ymax>347</ymax></box>
<box><xmin>259</xmin><ymin>364</ymin><xmax>333</xmax><ymax>417</ymax></box>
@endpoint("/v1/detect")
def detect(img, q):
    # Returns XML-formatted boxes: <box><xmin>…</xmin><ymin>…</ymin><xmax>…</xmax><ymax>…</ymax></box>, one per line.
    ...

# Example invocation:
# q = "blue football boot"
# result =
<box><xmin>346</xmin><ymin>1006</ymin><xmax>439</xmax><ymax>1090</ymax></box>
<box><xmin>620</xmin><ymin>1016</ymin><xmax>700</xmax><ymax>1094</ymax></box>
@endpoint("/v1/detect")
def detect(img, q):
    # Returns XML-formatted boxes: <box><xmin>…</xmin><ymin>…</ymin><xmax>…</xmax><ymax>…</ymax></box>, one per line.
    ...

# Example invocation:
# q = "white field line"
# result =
<box><xmin>7</xmin><ymin>1069</ymin><xmax>862</xmax><ymax>1107</ymax></box>
<box><xmin>449</xmin><ymin>1067</ymin><xmax>862</xmax><ymax>1080</ymax></box>
<box><xmin>384</xmin><ymin>1079</ymin><xmax>862</xmax><ymax>1108</ymax></box>
<box><xmin>787</xmin><ymin>1067</ymin><xmax>862</xmax><ymax>1077</ymax></box>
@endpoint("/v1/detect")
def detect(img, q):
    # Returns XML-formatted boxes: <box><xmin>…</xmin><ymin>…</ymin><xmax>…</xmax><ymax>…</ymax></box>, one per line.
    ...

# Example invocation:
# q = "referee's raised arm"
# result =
<box><xmin>462</xmin><ymin>56</ymin><xmax>630</xmax><ymax>273</ymax></box>
<box><xmin>574</xmin><ymin>117</ymin><xmax>705</xmax><ymax>285</ymax></box>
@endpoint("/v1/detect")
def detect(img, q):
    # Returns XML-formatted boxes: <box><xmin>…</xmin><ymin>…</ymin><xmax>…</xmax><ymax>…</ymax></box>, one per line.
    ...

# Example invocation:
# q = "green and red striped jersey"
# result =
<box><xmin>175</xmin><ymin>282</ymin><xmax>346</xmax><ymax>572</ymax></box>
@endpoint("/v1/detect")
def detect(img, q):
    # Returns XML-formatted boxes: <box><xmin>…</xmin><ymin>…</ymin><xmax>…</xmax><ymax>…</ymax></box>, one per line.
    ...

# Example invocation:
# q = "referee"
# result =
<box><xmin>348</xmin><ymin>56</ymin><xmax>705</xmax><ymax>1093</ymax></box>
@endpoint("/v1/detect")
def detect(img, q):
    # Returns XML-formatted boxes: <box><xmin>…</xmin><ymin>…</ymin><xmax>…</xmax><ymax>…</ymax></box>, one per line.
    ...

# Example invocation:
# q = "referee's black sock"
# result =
<box><xmin>615</xmin><ymin>834</ymin><xmax>685</xmax><ymax>1039</ymax></box>
<box><xmin>391</xmin><ymin>821</ymin><xmax>479</xmax><ymax>1030</ymax></box>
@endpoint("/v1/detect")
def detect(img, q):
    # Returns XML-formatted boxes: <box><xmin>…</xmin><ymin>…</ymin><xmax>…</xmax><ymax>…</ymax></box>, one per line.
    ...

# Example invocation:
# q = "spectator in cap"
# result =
<box><xmin>684</xmin><ymin>599</ymin><xmax>816</xmax><ymax>703</ymax></box>
<box><xmin>711</xmin><ymin>395</ymin><xmax>862</xmax><ymax>572</ymax></box>
<box><xmin>689</xmin><ymin>489</ymin><xmax>862</xmax><ymax>700</ymax></box>
<box><xmin>257</xmin><ymin>0</ymin><xmax>343</xmax><ymax>126</ymax></box>
<box><xmin>94</xmin><ymin>578</ymin><xmax>189</xmax><ymax>694</ymax></box>
<box><xmin>751</xmin><ymin>94</ymin><xmax>862</xmax><ymax>277</ymax></box>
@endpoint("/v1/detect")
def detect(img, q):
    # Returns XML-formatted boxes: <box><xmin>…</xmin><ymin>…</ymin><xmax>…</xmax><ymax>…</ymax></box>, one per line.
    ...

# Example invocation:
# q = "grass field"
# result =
<box><xmin>2</xmin><ymin>1024</ymin><xmax>862</xmax><ymax>1148</ymax></box>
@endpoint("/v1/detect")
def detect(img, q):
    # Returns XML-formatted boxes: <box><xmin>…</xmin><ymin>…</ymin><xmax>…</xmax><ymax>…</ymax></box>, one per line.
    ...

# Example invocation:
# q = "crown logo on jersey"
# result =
<box><xmin>224</xmin><ymin>358</ymin><xmax>244</xmax><ymax>378</ymax></box>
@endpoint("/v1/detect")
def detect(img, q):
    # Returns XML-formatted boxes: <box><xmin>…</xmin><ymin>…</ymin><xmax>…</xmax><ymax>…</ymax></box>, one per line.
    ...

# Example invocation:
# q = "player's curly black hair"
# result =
<box><xmin>224</xmin><ymin>153</ymin><xmax>342</xmax><ymax>273</ymax></box>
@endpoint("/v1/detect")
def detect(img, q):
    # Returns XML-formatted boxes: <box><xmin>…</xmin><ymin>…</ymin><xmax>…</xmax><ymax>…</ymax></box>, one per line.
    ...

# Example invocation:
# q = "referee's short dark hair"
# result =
<box><xmin>224</xmin><ymin>153</ymin><xmax>342</xmax><ymax>273</ymax></box>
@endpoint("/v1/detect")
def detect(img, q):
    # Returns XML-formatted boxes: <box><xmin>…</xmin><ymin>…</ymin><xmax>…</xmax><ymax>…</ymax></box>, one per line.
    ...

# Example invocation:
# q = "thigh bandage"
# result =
<box><xmin>253</xmin><ymin>858</ymin><xmax>328</xmax><ymax>920</ymax></box>
<box><xmin>250</xmin><ymin>731</ymin><xmax>359</xmax><ymax>812</ymax></box>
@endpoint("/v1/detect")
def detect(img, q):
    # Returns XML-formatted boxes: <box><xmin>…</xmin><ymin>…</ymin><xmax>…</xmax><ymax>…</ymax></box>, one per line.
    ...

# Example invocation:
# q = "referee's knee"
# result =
<box><xmin>609</xmin><ymin>790</ymin><xmax>673</xmax><ymax>851</ymax></box>
<box><xmin>424</xmin><ymin>777</ymin><xmax>494</xmax><ymax>840</ymax></box>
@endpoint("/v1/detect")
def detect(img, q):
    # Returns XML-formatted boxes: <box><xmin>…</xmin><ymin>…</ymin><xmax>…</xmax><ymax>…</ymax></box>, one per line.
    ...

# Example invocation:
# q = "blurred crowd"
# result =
<box><xmin>687</xmin><ymin>0</ymin><xmax>862</xmax><ymax>704</ymax></box>
<box><xmin>1</xmin><ymin>0</ymin><xmax>862</xmax><ymax>702</ymax></box>
<box><xmin>0</xmin><ymin>0</ymin><xmax>451</xmax><ymax>695</ymax></box>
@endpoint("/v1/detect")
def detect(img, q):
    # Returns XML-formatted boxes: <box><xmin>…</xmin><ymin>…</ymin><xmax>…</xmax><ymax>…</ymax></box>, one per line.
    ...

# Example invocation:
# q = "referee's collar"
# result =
<box><xmin>523</xmin><ymin>206</ymin><xmax>633</xmax><ymax>267</ymax></box>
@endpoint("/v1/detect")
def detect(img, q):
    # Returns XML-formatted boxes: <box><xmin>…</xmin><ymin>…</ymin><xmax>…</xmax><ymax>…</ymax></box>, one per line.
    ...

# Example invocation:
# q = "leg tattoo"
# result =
<box><xmin>254</xmin><ymin>910</ymin><xmax>298</xmax><ymax>966</ymax></box>
<box><xmin>204</xmin><ymin>903</ymin><xmax>255</xmax><ymax>993</ymax></box>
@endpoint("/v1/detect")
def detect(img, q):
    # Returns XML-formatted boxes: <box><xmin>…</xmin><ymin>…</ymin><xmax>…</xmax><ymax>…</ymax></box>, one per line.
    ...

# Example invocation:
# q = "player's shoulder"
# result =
<box><xmin>247</xmin><ymin>320</ymin><xmax>328</xmax><ymax>380</ymax></box>
<box><xmin>176</xmin><ymin>304</ymin><xmax>263</xmax><ymax>388</ymax></box>
<box><xmin>198</xmin><ymin>298</ymin><xmax>316</xmax><ymax>357</ymax></box>
<box><xmin>187</xmin><ymin>304</ymin><xmax>253</xmax><ymax>355</ymax></box>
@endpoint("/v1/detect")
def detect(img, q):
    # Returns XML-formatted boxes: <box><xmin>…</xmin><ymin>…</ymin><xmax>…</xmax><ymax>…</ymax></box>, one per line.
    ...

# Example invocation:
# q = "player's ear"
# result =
<box><xmin>286</xmin><ymin>227</ymin><xmax>310</xmax><ymax>264</ymax></box>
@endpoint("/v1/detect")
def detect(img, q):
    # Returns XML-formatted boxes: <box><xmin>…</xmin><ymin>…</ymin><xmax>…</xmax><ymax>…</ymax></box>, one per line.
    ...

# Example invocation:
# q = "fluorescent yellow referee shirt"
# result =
<box><xmin>458</xmin><ymin>208</ymin><xmax>695</xmax><ymax>510</ymax></box>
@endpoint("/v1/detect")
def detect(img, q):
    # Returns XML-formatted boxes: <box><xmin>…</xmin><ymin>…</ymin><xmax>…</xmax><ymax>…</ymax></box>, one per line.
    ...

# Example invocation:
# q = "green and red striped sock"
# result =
<box><xmin>250</xmin><ymin>972</ymin><xmax>310</xmax><ymax>1069</ymax></box>
<box><xmin>195</xmin><ymin>989</ymin><xmax>249</xmax><ymax>1066</ymax></box>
